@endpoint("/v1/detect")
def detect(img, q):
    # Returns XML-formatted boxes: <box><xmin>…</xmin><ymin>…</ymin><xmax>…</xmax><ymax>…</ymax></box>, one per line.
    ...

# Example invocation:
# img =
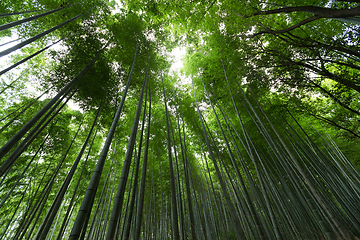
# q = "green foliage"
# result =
<box><xmin>1</xmin><ymin>0</ymin><xmax>360</xmax><ymax>239</ymax></box>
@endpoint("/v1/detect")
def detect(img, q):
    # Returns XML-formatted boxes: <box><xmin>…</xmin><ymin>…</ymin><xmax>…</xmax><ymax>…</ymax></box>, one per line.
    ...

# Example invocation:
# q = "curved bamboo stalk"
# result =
<box><xmin>0</xmin><ymin>39</ymin><xmax>62</xmax><ymax>76</ymax></box>
<box><xmin>0</xmin><ymin>10</ymin><xmax>45</xmax><ymax>17</ymax></box>
<box><xmin>175</xmin><ymin>96</ymin><xmax>198</xmax><ymax>240</ymax></box>
<box><xmin>0</xmin><ymin>184</ymin><xmax>29</xmax><ymax>240</ymax></box>
<box><xmin>0</xmin><ymin>89</ymin><xmax>76</xmax><ymax>176</ymax></box>
<box><xmin>0</xmin><ymin>13</ymin><xmax>81</xmax><ymax>58</ymax></box>
<box><xmin>105</xmin><ymin>55</ymin><xmax>148</xmax><ymax>240</ymax></box>
<box><xmin>161</xmin><ymin>75</ymin><xmax>180</xmax><ymax>240</ymax></box>
<box><xmin>118</xmin><ymin>148</ymin><xmax>137</xmax><ymax>239</ymax></box>
<box><xmin>10</xmin><ymin>157</ymin><xmax>53</xmax><ymax>239</ymax></box>
<box><xmin>15</xmin><ymin>122</ymin><xmax>82</xmax><ymax>239</ymax></box>
<box><xmin>68</xmin><ymin>43</ymin><xmax>138</xmax><ymax>240</ymax></box>
<box><xmin>0</xmin><ymin>63</ymin><xmax>32</xmax><ymax>95</ymax></box>
<box><xmin>134</xmin><ymin>80</ymin><xmax>151</xmax><ymax>240</ymax></box>
<box><xmin>169</xmin><ymin>111</ymin><xmax>185</xmax><ymax>240</ymax></box>
<box><xmin>56</xmin><ymin>128</ymin><xmax>99</xmax><ymax>240</ymax></box>
<box><xmin>244</xmin><ymin>85</ymin><xmax>347</xmax><ymax>239</ymax></box>
<box><xmin>0</xmin><ymin>90</ymin><xmax>48</xmax><ymax>128</ymax></box>
<box><xmin>123</xmin><ymin>75</ymin><xmax>148</xmax><ymax>240</ymax></box>
<box><xmin>205</xmin><ymin>83</ymin><xmax>271</xmax><ymax>238</ymax></box>
<box><xmin>0</xmin><ymin>44</ymin><xmax>106</xmax><ymax>174</ymax></box>
<box><xmin>0</xmin><ymin>134</ymin><xmax>49</xmax><ymax>210</ymax></box>
<box><xmin>0</xmin><ymin>5</ymin><xmax>72</xmax><ymax>31</ymax></box>
<box><xmin>192</xmin><ymin>77</ymin><xmax>245</xmax><ymax>239</ymax></box>
<box><xmin>84</xmin><ymin>142</ymin><xmax>117</xmax><ymax>240</ymax></box>
<box><xmin>35</xmin><ymin>98</ymin><xmax>102</xmax><ymax>240</ymax></box>
<box><xmin>0</xmin><ymin>38</ymin><xmax>23</xmax><ymax>48</ymax></box>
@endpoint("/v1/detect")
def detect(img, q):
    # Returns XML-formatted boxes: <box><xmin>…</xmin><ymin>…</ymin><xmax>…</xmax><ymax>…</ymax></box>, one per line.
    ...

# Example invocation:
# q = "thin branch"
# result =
<box><xmin>201</xmin><ymin>0</ymin><xmax>217</xmax><ymax>20</ymax></box>
<box><xmin>309</xmin><ymin>81</ymin><xmax>360</xmax><ymax>116</ymax></box>
<box><xmin>307</xmin><ymin>112</ymin><xmax>360</xmax><ymax>139</ymax></box>
<box><xmin>245</xmin><ymin>6</ymin><xmax>360</xmax><ymax>19</ymax></box>
<box><xmin>0</xmin><ymin>10</ymin><xmax>43</xmax><ymax>17</ymax></box>
<box><xmin>246</xmin><ymin>6</ymin><xmax>360</xmax><ymax>37</ymax></box>
<box><xmin>248</xmin><ymin>16</ymin><xmax>320</xmax><ymax>38</ymax></box>
<box><xmin>336</xmin><ymin>0</ymin><xmax>360</xmax><ymax>3</ymax></box>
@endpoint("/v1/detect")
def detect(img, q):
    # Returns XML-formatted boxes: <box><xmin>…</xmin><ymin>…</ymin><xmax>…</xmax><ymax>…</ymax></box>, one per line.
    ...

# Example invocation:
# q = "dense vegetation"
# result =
<box><xmin>1</xmin><ymin>0</ymin><xmax>360</xmax><ymax>239</ymax></box>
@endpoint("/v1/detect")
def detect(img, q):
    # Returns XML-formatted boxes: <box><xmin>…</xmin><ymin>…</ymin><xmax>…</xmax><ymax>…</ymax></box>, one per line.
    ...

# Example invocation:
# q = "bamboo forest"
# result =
<box><xmin>1</xmin><ymin>0</ymin><xmax>360</xmax><ymax>239</ymax></box>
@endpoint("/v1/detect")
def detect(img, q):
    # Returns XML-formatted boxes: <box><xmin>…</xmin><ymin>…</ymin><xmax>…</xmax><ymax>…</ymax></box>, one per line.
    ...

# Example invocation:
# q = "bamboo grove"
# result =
<box><xmin>1</xmin><ymin>0</ymin><xmax>360</xmax><ymax>239</ymax></box>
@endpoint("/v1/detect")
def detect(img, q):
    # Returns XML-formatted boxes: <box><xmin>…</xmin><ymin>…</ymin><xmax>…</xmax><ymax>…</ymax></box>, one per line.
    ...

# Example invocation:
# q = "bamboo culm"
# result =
<box><xmin>0</xmin><ymin>5</ymin><xmax>72</xmax><ymax>31</ymax></box>
<box><xmin>105</xmin><ymin>54</ymin><xmax>148</xmax><ymax>240</ymax></box>
<box><xmin>35</xmin><ymin>98</ymin><xmax>102</xmax><ymax>240</ymax></box>
<box><xmin>162</xmin><ymin>75</ymin><xmax>180</xmax><ymax>240</ymax></box>
<box><xmin>0</xmin><ymin>13</ymin><xmax>81</xmax><ymax>58</ymax></box>
<box><xmin>68</xmin><ymin>44</ymin><xmax>138</xmax><ymax>240</ymax></box>
<box><xmin>0</xmin><ymin>39</ymin><xmax>62</xmax><ymax>76</ymax></box>
<box><xmin>0</xmin><ymin>44</ymin><xmax>107</xmax><ymax>174</ymax></box>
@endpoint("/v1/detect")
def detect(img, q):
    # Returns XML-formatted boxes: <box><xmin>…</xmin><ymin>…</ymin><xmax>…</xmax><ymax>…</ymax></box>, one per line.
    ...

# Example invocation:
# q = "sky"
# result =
<box><xmin>169</xmin><ymin>47</ymin><xmax>186</xmax><ymax>73</ymax></box>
